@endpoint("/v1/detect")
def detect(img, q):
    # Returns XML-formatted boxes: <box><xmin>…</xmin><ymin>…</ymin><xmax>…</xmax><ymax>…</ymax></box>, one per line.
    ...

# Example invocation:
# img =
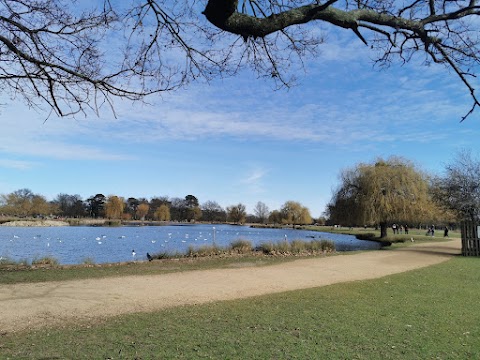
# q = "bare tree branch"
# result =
<box><xmin>0</xmin><ymin>0</ymin><xmax>480</xmax><ymax>120</ymax></box>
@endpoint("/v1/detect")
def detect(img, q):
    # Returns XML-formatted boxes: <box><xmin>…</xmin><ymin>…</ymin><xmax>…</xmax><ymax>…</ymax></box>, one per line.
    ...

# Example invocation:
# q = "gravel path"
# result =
<box><xmin>0</xmin><ymin>239</ymin><xmax>461</xmax><ymax>333</ymax></box>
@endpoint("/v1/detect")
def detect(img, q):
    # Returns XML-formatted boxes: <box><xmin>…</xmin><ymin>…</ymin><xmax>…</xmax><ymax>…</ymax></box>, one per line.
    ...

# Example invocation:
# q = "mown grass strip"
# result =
<box><xmin>1</xmin><ymin>256</ymin><xmax>479</xmax><ymax>359</ymax></box>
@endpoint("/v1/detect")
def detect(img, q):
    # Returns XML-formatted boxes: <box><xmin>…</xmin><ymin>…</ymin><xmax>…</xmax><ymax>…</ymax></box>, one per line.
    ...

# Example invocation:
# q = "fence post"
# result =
<box><xmin>461</xmin><ymin>221</ymin><xmax>480</xmax><ymax>256</ymax></box>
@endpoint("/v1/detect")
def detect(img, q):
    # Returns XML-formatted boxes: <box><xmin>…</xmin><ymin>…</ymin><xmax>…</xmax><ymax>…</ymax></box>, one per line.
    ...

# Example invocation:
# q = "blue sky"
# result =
<box><xmin>1</xmin><ymin>28</ymin><xmax>479</xmax><ymax>218</ymax></box>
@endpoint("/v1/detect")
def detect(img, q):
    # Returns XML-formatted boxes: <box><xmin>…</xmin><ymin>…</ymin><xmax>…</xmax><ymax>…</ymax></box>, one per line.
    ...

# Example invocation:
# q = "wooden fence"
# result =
<box><xmin>461</xmin><ymin>221</ymin><xmax>480</xmax><ymax>256</ymax></box>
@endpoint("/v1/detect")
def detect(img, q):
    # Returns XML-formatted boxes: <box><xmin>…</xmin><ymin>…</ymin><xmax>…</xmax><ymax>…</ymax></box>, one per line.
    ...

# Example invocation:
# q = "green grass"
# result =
<box><xmin>310</xmin><ymin>225</ymin><xmax>460</xmax><ymax>244</ymax></box>
<box><xmin>1</xmin><ymin>256</ymin><xmax>479</xmax><ymax>359</ymax></box>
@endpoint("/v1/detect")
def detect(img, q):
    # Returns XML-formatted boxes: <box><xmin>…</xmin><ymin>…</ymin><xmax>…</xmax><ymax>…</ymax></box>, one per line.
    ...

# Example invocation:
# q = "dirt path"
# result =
<box><xmin>0</xmin><ymin>239</ymin><xmax>461</xmax><ymax>333</ymax></box>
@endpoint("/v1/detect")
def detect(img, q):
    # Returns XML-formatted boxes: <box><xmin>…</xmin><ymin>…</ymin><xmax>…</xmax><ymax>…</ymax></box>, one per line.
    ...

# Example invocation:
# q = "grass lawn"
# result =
<box><xmin>1</xmin><ymin>254</ymin><xmax>479</xmax><ymax>359</ymax></box>
<box><xmin>310</xmin><ymin>225</ymin><xmax>460</xmax><ymax>244</ymax></box>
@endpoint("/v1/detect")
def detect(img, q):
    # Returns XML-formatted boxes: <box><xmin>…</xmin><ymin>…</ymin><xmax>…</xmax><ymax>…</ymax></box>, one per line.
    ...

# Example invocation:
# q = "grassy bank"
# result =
<box><xmin>309</xmin><ymin>225</ymin><xmax>461</xmax><ymax>244</ymax></box>
<box><xmin>1</xmin><ymin>255</ymin><xmax>478</xmax><ymax>359</ymax></box>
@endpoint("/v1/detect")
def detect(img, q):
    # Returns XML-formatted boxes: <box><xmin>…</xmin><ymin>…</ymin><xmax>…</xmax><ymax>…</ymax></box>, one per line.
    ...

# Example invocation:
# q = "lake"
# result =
<box><xmin>0</xmin><ymin>224</ymin><xmax>381</xmax><ymax>265</ymax></box>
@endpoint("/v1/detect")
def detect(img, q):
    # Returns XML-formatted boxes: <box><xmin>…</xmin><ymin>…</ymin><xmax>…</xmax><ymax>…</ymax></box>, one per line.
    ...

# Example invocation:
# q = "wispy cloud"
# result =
<box><xmin>0</xmin><ymin>159</ymin><xmax>36</xmax><ymax>170</ymax></box>
<box><xmin>0</xmin><ymin>28</ymin><xmax>475</xmax><ymax>164</ymax></box>
<box><xmin>240</xmin><ymin>165</ymin><xmax>269</xmax><ymax>194</ymax></box>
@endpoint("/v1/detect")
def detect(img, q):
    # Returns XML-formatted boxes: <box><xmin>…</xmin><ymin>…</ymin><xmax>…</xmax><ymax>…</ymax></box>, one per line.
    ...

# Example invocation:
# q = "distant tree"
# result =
<box><xmin>227</xmin><ymin>203</ymin><xmax>247</xmax><ymax>224</ymax></box>
<box><xmin>136</xmin><ymin>203</ymin><xmax>150</xmax><ymax>221</ymax></box>
<box><xmin>30</xmin><ymin>195</ymin><xmax>51</xmax><ymax>216</ymax></box>
<box><xmin>148</xmin><ymin>196</ymin><xmax>170</xmax><ymax>219</ymax></box>
<box><xmin>154</xmin><ymin>204</ymin><xmax>171</xmax><ymax>221</ymax></box>
<box><xmin>53</xmin><ymin>193</ymin><xmax>85</xmax><ymax>217</ymax></box>
<box><xmin>201</xmin><ymin>200</ymin><xmax>226</xmax><ymax>222</ymax></box>
<box><xmin>105</xmin><ymin>195</ymin><xmax>125</xmax><ymax>219</ymax></box>
<box><xmin>187</xmin><ymin>207</ymin><xmax>202</xmax><ymax>222</ymax></box>
<box><xmin>432</xmin><ymin>150</ymin><xmax>480</xmax><ymax>222</ymax></box>
<box><xmin>185</xmin><ymin>195</ymin><xmax>202</xmax><ymax>222</ymax></box>
<box><xmin>254</xmin><ymin>201</ymin><xmax>270</xmax><ymax>223</ymax></box>
<box><xmin>126</xmin><ymin>198</ymin><xmax>140</xmax><ymax>220</ymax></box>
<box><xmin>268</xmin><ymin>210</ymin><xmax>282</xmax><ymax>224</ymax></box>
<box><xmin>0</xmin><ymin>189</ymin><xmax>51</xmax><ymax>217</ymax></box>
<box><xmin>280</xmin><ymin>201</ymin><xmax>312</xmax><ymax>227</ymax></box>
<box><xmin>87</xmin><ymin>194</ymin><xmax>106</xmax><ymax>218</ymax></box>
<box><xmin>169</xmin><ymin>197</ymin><xmax>187</xmax><ymax>222</ymax></box>
<box><xmin>327</xmin><ymin>157</ymin><xmax>439</xmax><ymax>238</ymax></box>
<box><xmin>185</xmin><ymin>195</ymin><xmax>199</xmax><ymax>208</ymax></box>
<box><xmin>0</xmin><ymin>188</ymin><xmax>34</xmax><ymax>216</ymax></box>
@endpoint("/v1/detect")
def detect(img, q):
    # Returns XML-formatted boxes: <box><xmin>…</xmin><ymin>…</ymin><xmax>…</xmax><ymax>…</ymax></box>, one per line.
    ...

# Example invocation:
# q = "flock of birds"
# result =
<box><xmin>4</xmin><ymin>228</ymin><xmax>324</xmax><ymax>264</ymax></box>
<box><xmin>6</xmin><ymin>230</ymin><xmax>229</xmax><ymax>263</ymax></box>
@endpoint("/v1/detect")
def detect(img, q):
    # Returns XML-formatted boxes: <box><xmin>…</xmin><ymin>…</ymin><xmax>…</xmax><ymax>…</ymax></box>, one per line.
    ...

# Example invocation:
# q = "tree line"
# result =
<box><xmin>2</xmin><ymin>151</ymin><xmax>478</xmax><ymax>234</ymax></box>
<box><xmin>0</xmin><ymin>190</ymin><xmax>314</xmax><ymax>226</ymax></box>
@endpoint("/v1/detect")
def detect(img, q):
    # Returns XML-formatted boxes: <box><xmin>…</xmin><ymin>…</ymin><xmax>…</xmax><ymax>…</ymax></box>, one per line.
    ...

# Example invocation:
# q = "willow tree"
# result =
<box><xmin>136</xmin><ymin>203</ymin><xmax>150</xmax><ymax>221</ymax></box>
<box><xmin>280</xmin><ymin>201</ymin><xmax>312</xmax><ymax>227</ymax></box>
<box><xmin>105</xmin><ymin>195</ymin><xmax>125</xmax><ymax>219</ymax></box>
<box><xmin>327</xmin><ymin>157</ymin><xmax>437</xmax><ymax>238</ymax></box>
<box><xmin>1</xmin><ymin>0</ymin><xmax>480</xmax><ymax>119</ymax></box>
<box><xmin>154</xmin><ymin>204</ymin><xmax>171</xmax><ymax>222</ymax></box>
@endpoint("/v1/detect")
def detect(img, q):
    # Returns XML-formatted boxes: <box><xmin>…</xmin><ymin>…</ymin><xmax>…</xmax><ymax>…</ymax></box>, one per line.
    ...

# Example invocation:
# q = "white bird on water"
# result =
<box><xmin>132</xmin><ymin>249</ymin><xmax>136</xmax><ymax>259</ymax></box>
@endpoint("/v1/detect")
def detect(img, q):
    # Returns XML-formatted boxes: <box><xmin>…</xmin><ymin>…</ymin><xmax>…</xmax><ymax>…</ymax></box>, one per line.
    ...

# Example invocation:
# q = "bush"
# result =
<box><xmin>230</xmin><ymin>240</ymin><xmax>253</xmax><ymax>254</ymax></box>
<box><xmin>32</xmin><ymin>256</ymin><xmax>58</xmax><ymax>266</ymax></box>
<box><xmin>319</xmin><ymin>239</ymin><xmax>335</xmax><ymax>252</ymax></box>
<box><xmin>257</xmin><ymin>242</ymin><xmax>275</xmax><ymax>254</ymax></box>
<box><xmin>0</xmin><ymin>256</ymin><xmax>29</xmax><ymax>267</ymax></box>
<box><xmin>290</xmin><ymin>240</ymin><xmax>307</xmax><ymax>254</ymax></box>
<box><xmin>82</xmin><ymin>257</ymin><xmax>96</xmax><ymax>265</ymax></box>
<box><xmin>187</xmin><ymin>244</ymin><xmax>222</xmax><ymax>257</ymax></box>
<box><xmin>257</xmin><ymin>239</ymin><xmax>336</xmax><ymax>255</ymax></box>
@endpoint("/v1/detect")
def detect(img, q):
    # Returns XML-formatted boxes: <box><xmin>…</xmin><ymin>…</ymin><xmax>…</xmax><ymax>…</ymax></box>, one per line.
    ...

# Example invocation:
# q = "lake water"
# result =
<box><xmin>0</xmin><ymin>224</ymin><xmax>381</xmax><ymax>265</ymax></box>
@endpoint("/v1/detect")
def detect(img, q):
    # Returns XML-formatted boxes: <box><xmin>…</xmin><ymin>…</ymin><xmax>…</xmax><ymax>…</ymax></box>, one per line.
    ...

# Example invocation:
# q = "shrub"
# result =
<box><xmin>151</xmin><ymin>251</ymin><xmax>172</xmax><ymax>260</ymax></box>
<box><xmin>0</xmin><ymin>256</ymin><xmax>15</xmax><ymax>266</ymax></box>
<box><xmin>290</xmin><ymin>240</ymin><xmax>307</xmax><ymax>254</ymax></box>
<box><xmin>187</xmin><ymin>245</ymin><xmax>222</xmax><ymax>257</ymax></box>
<box><xmin>82</xmin><ymin>257</ymin><xmax>96</xmax><ymax>265</ymax></box>
<box><xmin>319</xmin><ymin>239</ymin><xmax>335</xmax><ymax>252</ymax></box>
<box><xmin>230</xmin><ymin>240</ymin><xmax>253</xmax><ymax>254</ymax></box>
<box><xmin>32</xmin><ymin>256</ymin><xmax>59</xmax><ymax>266</ymax></box>
<box><xmin>257</xmin><ymin>242</ymin><xmax>275</xmax><ymax>254</ymax></box>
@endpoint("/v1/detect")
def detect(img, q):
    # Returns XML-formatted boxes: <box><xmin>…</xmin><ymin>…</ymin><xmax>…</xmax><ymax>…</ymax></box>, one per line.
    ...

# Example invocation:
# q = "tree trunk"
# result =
<box><xmin>380</xmin><ymin>222</ymin><xmax>388</xmax><ymax>238</ymax></box>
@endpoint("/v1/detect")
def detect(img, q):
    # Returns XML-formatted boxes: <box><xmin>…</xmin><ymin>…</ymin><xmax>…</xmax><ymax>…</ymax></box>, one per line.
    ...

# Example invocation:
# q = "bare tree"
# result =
<box><xmin>1</xmin><ymin>0</ymin><xmax>480</xmax><ymax>119</ymax></box>
<box><xmin>254</xmin><ymin>201</ymin><xmax>270</xmax><ymax>223</ymax></box>
<box><xmin>227</xmin><ymin>203</ymin><xmax>247</xmax><ymax>224</ymax></box>
<box><xmin>433</xmin><ymin>150</ymin><xmax>480</xmax><ymax>221</ymax></box>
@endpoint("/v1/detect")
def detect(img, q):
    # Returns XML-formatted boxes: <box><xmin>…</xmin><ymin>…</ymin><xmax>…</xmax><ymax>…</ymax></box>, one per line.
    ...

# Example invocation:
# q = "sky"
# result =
<box><xmin>1</xmin><ymin>22</ymin><xmax>480</xmax><ymax>218</ymax></box>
